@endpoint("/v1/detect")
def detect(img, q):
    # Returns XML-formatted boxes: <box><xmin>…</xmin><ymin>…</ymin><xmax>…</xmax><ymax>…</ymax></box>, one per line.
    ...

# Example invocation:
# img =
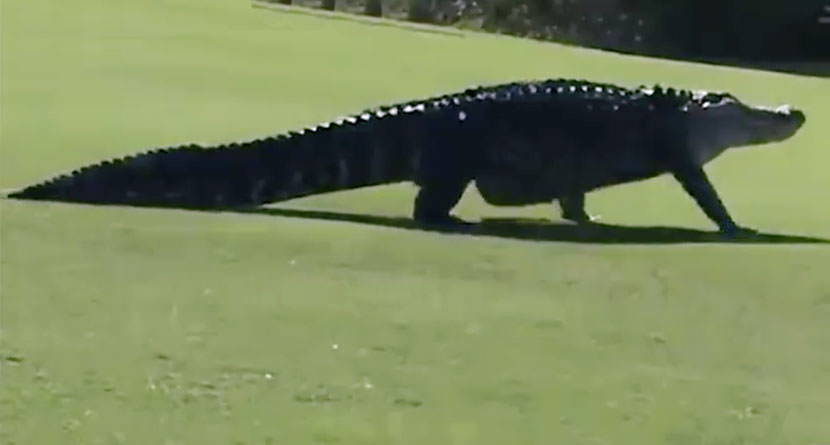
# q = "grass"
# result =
<box><xmin>1</xmin><ymin>0</ymin><xmax>829</xmax><ymax>444</ymax></box>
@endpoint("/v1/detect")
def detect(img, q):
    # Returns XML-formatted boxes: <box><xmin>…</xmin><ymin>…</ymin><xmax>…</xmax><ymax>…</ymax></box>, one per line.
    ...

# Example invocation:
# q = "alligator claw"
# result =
<box><xmin>562</xmin><ymin>212</ymin><xmax>600</xmax><ymax>225</ymax></box>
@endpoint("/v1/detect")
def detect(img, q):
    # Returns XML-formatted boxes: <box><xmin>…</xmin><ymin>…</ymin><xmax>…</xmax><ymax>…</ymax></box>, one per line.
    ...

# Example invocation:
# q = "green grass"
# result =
<box><xmin>2</xmin><ymin>0</ymin><xmax>830</xmax><ymax>444</ymax></box>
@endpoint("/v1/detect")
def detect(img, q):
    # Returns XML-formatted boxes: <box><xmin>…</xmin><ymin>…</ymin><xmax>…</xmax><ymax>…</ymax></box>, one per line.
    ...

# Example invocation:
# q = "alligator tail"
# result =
<box><xmin>6</xmin><ymin>111</ymin><xmax>425</xmax><ymax>210</ymax></box>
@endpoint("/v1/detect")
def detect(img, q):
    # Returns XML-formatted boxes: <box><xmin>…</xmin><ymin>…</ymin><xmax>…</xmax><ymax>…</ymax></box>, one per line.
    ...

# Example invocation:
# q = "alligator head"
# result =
<box><xmin>682</xmin><ymin>90</ymin><xmax>806</xmax><ymax>165</ymax></box>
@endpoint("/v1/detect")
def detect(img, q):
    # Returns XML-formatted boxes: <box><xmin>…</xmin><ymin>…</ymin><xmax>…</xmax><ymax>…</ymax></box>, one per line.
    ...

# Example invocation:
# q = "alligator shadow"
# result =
<box><xmin>241</xmin><ymin>207</ymin><xmax>830</xmax><ymax>245</ymax></box>
<box><xmin>599</xmin><ymin>48</ymin><xmax>830</xmax><ymax>79</ymax></box>
<box><xmin>676</xmin><ymin>58</ymin><xmax>830</xmax><ymax>79</ymax></box>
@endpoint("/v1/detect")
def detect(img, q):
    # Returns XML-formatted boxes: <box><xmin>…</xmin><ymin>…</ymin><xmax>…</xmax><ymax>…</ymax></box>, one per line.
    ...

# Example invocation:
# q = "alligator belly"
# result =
<box><xmin>474</xmin><ymin>173</ymin><xmax>563</xmax><ymax>206</ymax></box>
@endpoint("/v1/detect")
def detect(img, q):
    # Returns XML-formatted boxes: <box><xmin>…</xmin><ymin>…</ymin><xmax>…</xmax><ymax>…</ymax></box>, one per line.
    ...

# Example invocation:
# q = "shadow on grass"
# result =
<box><xmin>610</xmin><ymin>51</ymin><xmax>830</xmax><ymax>79</ymax></box>
<box><xmin>253</xmin><ymin>1</ymin><xmax>830</xmax><ymax>78</ymax></box>
<box><xmin>252</xmin><ymin>1</ymin><xmax>466</xmax><ymax>38</ymax></box>
<box><xmin>694</xmin><ymin>59</ymin><xmax>830</xmax><ymax>79</ymax></box>
<box><xmin>4</xmin><ymin>192</ymin><xmax>827</xmax><ymax>244</ymax></box>
<box><xmin>239</xmin><ymin>206</ymin><xmax>830</xmax><ymax>245</ymax></box>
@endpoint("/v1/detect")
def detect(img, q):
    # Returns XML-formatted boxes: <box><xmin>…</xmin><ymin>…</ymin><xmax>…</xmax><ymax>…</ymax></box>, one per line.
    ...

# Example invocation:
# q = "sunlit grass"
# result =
<box><xmin>1</xmin><ymin>0</ymin><xmax>829</xmax><ymax>444</ymax></box>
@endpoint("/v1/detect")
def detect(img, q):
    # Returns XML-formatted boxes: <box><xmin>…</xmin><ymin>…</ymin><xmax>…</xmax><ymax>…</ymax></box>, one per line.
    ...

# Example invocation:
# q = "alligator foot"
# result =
<box><xmin>718</xmin><ymin>225</ymin><xmax>759</xmax><ymax>239</ymax></box>
<box><xmin>558</xmin><ymin>194</ymin><xmax>598</xmax><ymax>225</ymax></box>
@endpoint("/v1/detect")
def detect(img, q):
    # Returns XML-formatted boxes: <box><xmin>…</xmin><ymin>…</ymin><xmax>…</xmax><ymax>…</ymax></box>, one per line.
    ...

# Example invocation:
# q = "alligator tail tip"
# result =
<box><xmin>1</xmin><ymin>188</ymin><xmax>22</xmax><ymax>199</ymax></box>
<box><xmin>3</xmin><ymin>185</ymin><xmax>49</xmax><ymax>200</ymax></box>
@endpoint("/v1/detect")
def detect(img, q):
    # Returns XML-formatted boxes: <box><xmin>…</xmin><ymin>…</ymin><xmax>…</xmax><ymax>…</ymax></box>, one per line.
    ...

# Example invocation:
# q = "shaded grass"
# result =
<box><xmin>240</xmin><ymin>205</ymin><xmax>830</xmax><ymax>245</ymax></box>
<box><xmin>254</xmin><ymin>0</ymin><xmax>830</xmax><ymax>79</ymax></box>
<box><xmin>2</xmin><ymin>0</ymin><xmax>830</xmax><ymax>444</ymax></box>
<box><xmin>252</xmin><ymin>0</ymin><xmax>468</xmax><ymax>37</ymax></box>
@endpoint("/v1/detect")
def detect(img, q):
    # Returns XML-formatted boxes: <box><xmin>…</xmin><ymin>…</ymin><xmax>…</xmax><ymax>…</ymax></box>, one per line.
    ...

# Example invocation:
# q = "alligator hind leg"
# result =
<box><xmin>558</xmin><ymin>192</ymin><xmax>597</xmax><ymax>224</ymax></box>
<box><xmin>413</xmin><ymin>178</ymin><xmax>470</xmax><ymax>227</ymax></box>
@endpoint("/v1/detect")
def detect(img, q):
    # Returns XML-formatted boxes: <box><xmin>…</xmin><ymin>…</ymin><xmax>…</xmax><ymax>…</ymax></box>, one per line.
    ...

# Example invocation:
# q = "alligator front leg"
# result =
<box><xmin>671</xmin><ymin>165</ymin><xmax>757</xmax><ymax>237</ymax></box>
<box><xmin>558</xmin><ymin>193</ymin><xmax>598</xmax><ymax>224</ymax></box>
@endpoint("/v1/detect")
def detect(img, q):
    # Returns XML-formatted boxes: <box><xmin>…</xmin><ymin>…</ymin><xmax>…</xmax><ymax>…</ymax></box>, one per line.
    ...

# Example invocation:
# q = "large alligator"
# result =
<box><xmin>6</xmin><ymin>78</ymin><xmax>806</xmax><ymax>236</ymax></box>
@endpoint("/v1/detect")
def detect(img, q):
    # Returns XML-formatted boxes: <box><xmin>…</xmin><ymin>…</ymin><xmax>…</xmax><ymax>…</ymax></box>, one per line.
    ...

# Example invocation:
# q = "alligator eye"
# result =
<box><xmin>720</xmin><ymin>95</ymin><xmax>737</xmax><ymax>105</ymax></box>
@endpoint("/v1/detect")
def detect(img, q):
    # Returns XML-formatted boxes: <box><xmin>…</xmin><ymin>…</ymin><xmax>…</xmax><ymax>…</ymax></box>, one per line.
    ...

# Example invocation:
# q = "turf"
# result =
<box><xmin>1</xmin><ymin>0</ymin><xmax>829</xmax><ymax>444</ymax></box>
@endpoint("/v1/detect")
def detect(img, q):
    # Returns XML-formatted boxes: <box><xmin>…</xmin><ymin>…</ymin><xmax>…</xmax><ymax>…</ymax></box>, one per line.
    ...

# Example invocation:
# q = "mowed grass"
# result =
<box><xmin>1</xmin><ymin>0</ymin><xmax>829</xmax><ymax>443</ymax></box>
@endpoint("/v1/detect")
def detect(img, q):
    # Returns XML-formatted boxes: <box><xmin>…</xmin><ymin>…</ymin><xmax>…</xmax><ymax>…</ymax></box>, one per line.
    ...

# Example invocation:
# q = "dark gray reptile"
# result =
<box><xmin>6</xmin><ymin>78</ymin><xmax>806</xmax><ymax>236</ymax></box>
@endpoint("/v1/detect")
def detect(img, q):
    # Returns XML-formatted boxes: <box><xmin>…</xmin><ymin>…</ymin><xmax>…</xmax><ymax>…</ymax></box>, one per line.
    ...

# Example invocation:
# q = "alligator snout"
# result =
<box><xmin>790</xmin><ymin>109</ymin><xmax>806</xmax><ymax>126</ymax></box>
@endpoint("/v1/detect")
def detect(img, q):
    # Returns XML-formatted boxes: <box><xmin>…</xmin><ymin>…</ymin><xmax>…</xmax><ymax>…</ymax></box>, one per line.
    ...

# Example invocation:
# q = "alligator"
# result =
<box><xmin>5</xmin><ymin>78</ymin><xmax>806</xmax><ymax>236</ymax></box>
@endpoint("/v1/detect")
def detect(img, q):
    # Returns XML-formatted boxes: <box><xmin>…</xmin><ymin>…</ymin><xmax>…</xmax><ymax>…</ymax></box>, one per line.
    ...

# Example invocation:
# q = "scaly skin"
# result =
<box><xmin>6</xmin><ymin>78</ymin><xmax>807</xmax><ymax>235</ymax></box>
